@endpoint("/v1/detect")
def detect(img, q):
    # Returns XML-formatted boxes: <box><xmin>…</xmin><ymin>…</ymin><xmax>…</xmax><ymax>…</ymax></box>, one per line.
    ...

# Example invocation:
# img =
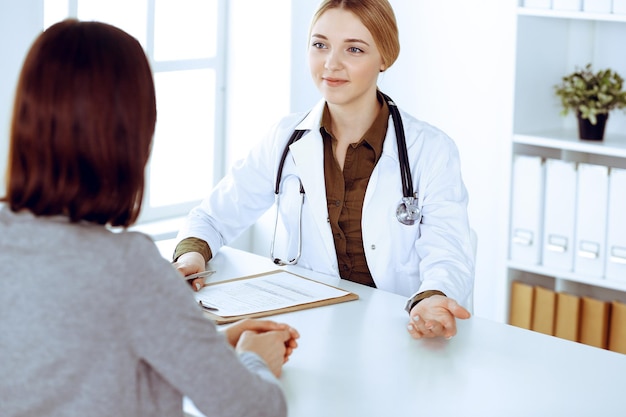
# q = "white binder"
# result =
<box><xmin>605</xmin><ymin>168</ymin><xmax>626</xmax><ymax>282</ymax></box>
<box><xmin>510</xmin><ymin>155</ymin><xmax>545</xmax><ymax>265</ymax></box>
<box><xmin>542</xmin><ymin>159</ymin><xmax>577</xmax><ymax>271</ymax></box>
<box><xmin>574</xmin><ymin>163</ymin><xmax>609</xmax><ymax>277</ymax></box>
<box><xmin>583</xmin><ymin>0</ymin><xmax>612</xmax><ymax>13</ymax></box>
<box><xmin>552</xmin><ymin>0</ymin><xmax>582</xmax><ymax>10</ymax></box>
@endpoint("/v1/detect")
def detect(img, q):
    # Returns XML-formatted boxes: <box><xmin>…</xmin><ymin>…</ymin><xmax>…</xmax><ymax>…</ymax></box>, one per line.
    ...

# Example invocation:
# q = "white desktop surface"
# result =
<box><xmin>186</xmin><ymin>247</ymin><xmax>626</xmax><ymax>417</ymax></box>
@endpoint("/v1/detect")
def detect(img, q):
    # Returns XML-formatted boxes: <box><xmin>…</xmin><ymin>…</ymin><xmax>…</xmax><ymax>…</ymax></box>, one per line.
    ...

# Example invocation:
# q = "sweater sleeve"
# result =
<box><xmin>238</xmin><ymin>352</ymin><xmax>281</xmax><ymax>384</ymax></box>
<box><xmin>123</xmin><ymin>234</ymin><xmax>287</xmax><ymax>417</ymax></box>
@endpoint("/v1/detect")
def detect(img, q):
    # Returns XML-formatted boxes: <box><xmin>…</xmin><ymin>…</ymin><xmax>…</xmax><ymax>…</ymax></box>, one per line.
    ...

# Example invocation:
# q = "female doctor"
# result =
<box><xmin>174</xmin><ymin>0</ymin><xmax>473</xmax><ymax>340</ymax></box>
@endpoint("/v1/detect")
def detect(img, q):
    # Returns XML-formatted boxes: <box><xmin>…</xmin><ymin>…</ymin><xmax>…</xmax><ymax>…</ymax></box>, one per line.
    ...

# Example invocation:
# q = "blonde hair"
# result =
<box><xmin>309</xmin><ymin>0</ymin><xmax>400</xmax><ymax>70</ymax></box>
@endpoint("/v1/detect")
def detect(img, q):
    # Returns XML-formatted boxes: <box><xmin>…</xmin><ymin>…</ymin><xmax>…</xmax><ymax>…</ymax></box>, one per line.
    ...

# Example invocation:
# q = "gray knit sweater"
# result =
<box><xmin>0</xmin><ymin>206</ymin><xmax>286</xmax><ymax>417</ymax></box>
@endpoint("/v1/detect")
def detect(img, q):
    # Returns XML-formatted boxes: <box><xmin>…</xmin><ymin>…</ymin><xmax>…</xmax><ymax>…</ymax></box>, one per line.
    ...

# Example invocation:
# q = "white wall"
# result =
<box><xmin>224</xmin><ymin>0</ymin><xmax>292</xmax><ymax>166</ymax></box>
<box><xmin>0</xmin><ymin>0</ymin><xmax>43</xmax><ymax>197</ymax></box>
<box><xmin>223</xmin><ymin>0</ymin><xmax>292</xmax><ymax>253</ymax></box>
<box><xmin>289</xmin><ymin>0</ymin><xmax>319</xmax><ymax>112</ymax></box>
<box><xmin>282</xmin><ymin>0</ymin><xmax>518</xmax><ymax>322</ymax></box>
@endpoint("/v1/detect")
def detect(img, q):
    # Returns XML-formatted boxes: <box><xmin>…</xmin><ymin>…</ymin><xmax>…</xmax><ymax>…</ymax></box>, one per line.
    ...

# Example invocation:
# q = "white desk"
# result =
<box><xmin>186</xmin><ymin>247</ymin><xmax>626</xmax><ymax>417</ymax></box>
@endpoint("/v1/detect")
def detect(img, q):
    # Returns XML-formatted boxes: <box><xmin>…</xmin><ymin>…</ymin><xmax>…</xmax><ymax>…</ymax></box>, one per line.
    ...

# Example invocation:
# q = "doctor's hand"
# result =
<box><xmin>406</xmin><ymin>295</ymin><xmax>470</xmax><ymax>340</ymax></box>
<box><xmin>172</xmin><ymin>251</ymin><xmax>207</xmax><ymax>291</ymax></box>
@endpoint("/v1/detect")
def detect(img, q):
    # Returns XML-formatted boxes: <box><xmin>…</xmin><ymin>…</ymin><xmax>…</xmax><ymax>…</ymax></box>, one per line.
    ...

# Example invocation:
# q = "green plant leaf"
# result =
<box><xmin>554</xmin><ymin>63</ymin><xmax>626</xmax><ymax>121</ymax></box>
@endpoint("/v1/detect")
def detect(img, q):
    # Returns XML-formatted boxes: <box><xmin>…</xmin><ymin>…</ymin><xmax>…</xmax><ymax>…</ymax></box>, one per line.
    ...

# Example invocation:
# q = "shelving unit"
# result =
<box><xmin>518</xmin><ymin>6</ymin><xmax>626</xmax><ymax>22</ymax></box>
<box><xmin>507</xmin><ymin>3</ymin><xmax>626</xmax><ymax>314</ymax></box>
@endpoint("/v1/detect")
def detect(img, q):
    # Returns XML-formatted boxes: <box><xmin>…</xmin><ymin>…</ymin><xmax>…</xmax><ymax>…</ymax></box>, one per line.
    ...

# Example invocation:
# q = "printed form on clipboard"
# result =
<box><xmin>194</xmin><ymin>270</ymin><xmax>359</xmax><ymax>323</ymax></box>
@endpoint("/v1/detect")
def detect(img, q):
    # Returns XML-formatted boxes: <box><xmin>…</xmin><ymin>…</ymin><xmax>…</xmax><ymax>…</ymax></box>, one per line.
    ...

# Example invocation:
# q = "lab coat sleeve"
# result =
<box><xmin>413</xmin><ymin>123</ymin><xmax>474</xmax><ymax>307</ymax></box>
<box><xmin>362</xmin><ymin>110</ymin><xmax>474</xmax><ymax>308</ymax></box>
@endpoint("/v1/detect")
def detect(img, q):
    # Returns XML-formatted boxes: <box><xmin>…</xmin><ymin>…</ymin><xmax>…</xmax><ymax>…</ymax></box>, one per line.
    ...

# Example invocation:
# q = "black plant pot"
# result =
<box><xmin>577</xmin><ymin>112</ymin><xmax>608</xmax><ymax>141</ymax></box>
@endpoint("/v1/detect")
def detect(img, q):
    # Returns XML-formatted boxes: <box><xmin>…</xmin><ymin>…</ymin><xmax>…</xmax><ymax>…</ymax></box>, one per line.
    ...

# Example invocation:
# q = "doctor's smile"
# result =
<box><xmin>323</xmin><ymin>77</ymin><xmax>348</xmax><ymax>87</ymax></box>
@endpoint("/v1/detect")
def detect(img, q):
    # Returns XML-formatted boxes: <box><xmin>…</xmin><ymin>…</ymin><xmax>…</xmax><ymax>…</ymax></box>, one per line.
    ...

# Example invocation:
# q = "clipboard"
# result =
<box><xmin>195</xmin><ymin>270</ymin><xmax>359</xmax><ymax>324</ymax></box>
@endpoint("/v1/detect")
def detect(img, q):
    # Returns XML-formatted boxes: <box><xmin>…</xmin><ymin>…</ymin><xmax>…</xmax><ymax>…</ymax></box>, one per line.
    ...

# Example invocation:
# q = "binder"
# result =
<box><xmin>531</xmin><ymin>286</ymin><xmax>556</xmax><ymax>335</ymax></box>
<box><xmin>579</xmin><ymin>296</ymin><xmax>610</xmax><ymax>349</ymax></box>
<box><xmin>614</xmin><ymin>0</ymin><xmax>626</xmax><ymax>14</ymax></box>
<box><xmin>583</xmin><ymin>0</ymin><xmax>612</xmax><ymax>13</ymax></box>
<box><xmin>509</xmin><ymin>155</ymin><xmax>545</xmax><ymax>265</ymax></box>
<box><xmin>509</xmin><ymin>281</ymin><xmax>535</xmax><ymax>330</ymax></box>
<box><xmin>573</xmin><ymin>163</ymin><xmax>609</xmax><ymax>278</ymax></box>
<box><xmin>608</xmin><ymin>300</ymin><xmax>626</xmax><ymax>354</ymax></box>
<box><xmin>552</xmin><ymin>0</ymin><xmax>582</xmax><ymax>10</ymax></box>
<box><xmin>554</xmin><ymin>292</ymin><xmax>580</xmax><ymax>342</ymax></box>
<box><xmin>605</xmin><ymin>168</ymin><xmax>626</xmax><ymax>282</ymax></box>
<box><xmin>542</xmin><ymin>159</ymin><xmax>577</xmax><ymax>271</ymax></box>
<box><xmin>523</xmin><ymin>0</ymin><xmax>552</xmax><ymax>8</ymax></box>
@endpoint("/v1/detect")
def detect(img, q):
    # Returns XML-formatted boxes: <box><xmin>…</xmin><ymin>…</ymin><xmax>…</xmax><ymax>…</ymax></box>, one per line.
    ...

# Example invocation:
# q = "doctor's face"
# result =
<box><xmin>308</xmin><ymin>8</ymin><xmax>385</xmax><ymax>109</ymax></box>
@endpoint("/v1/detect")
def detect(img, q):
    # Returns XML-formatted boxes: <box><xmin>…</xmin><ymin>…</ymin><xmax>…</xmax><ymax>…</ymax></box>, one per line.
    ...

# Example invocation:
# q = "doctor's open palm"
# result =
<box><xmin>406</xmin><ymin>295</ymin><xmax>471</xmax><ymax>340</ymax></box>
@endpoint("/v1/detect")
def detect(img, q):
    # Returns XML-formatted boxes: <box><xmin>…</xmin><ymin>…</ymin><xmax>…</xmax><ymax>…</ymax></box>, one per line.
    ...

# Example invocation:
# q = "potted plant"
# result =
<box><xmin>554</xmin><ymin>63</ymin><xmax>626</xmax><ymax>140</ymax></box>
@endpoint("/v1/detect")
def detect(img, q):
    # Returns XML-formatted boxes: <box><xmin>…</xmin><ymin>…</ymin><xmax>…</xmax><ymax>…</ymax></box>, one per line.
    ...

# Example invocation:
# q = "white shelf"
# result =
<box><xmin>517</xmin><ymin>6</ymin><xmax>626</xmax><ymax>22</ymax></box>
<box><xmin>513</xmin><ymin>130</ymin><xmax>626</xmax><ymax>157</ymax></box>
<box><xmin>506</xmin><ymin>6</ymin><xmax>626</xmax><ymax>322</ymax></box>
<box><xmin>508</xmin><ymin>260</ymin><xmax>626</xmax><ymax>293</ymax></box>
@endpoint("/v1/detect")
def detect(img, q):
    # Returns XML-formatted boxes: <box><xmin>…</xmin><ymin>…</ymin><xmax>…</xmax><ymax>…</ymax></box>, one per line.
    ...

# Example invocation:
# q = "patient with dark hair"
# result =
<box><xmin>0</xmin><ymin>19</ymin><xmax>297</xmax><ymax>417</ymax></box>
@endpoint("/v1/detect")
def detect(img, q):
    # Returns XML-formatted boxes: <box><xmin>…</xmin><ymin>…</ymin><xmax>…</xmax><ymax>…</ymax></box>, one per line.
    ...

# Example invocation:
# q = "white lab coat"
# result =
<box><xmin>178</xmin><ymin>98</ymin><xmax>475</xmax><ymax>308</ymax></box>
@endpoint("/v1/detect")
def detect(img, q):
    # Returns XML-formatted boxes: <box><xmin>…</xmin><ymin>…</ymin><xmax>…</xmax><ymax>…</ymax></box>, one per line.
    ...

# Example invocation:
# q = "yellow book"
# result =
<box><xmin>554</xmin><ymin>292</ymin><xmax>580</xmax><ymax>342</ymax></box>
<box><xmin>609</xmin><ymin>300</ymin><xmax>626</xmax><ymax>354</ymax></box>
<box><xmin>532</xmin><ymin>286</ymin><xmax>556</xmax><ymax>335</ymax></box>
<box><xmin>579</xmin><ymin>296</ymin><xmax>610</xmax><ymax>349</ymax></box>
<box><xmin>509</xmin><ymin>281</ymin><xmax>534</xmax><ymax>330</ymax></box>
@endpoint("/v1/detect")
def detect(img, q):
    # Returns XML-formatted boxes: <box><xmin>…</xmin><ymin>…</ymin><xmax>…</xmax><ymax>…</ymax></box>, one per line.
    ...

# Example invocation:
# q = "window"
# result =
<box><xmin>44</xmin><ymin>0</ymin><xmax>227</xmax><ymax>224</ymax></box>
<box><xmin>43</xmin><ymin>1</ymin><xmax>292</xmax><ymax>247</ymax></box>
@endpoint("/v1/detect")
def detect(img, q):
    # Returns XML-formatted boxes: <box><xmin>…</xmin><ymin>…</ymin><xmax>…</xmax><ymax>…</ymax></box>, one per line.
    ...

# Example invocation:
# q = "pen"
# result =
<box><xmin>198</xmin><ymin>300</ymin><xmax>219</xmax><ymax>311</ymax></box>
<box><xmin>185</xmin><ymin>270</ymin><xmax>216</xmax><ymax>281</ymax></box>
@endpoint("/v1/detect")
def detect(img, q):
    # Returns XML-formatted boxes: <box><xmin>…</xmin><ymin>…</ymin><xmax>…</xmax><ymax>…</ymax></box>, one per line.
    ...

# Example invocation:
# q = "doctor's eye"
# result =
<box><xmin>347</xmin><ymin>46</ymin><xmax>364</xmax><ymax>54</ymax></box>
<box><xmin>311</xmin><ymin>41</ymin><xmax>327</xmax><ymax>49</ymax></box>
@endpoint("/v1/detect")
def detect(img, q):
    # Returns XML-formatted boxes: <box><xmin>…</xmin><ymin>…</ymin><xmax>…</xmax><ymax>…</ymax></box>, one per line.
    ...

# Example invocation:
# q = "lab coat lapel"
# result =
<box><xmin>289</xmin><ymin>129</ymin><xmax>336</xmax><ymax>262</ymax></box>
<box><xmin>290</xmin><ymin>100</ymin><xmax>326</xmax><ymax>208</ymax></box>
<box><xmin>363</xmin><ymin>111</ymin><xmax>401</xmax><ymax>210</ymax></box>
<box><xmin>289</xmin><ymin>130</ymin><xmax>324</xmax><ymax>202</ymax></box>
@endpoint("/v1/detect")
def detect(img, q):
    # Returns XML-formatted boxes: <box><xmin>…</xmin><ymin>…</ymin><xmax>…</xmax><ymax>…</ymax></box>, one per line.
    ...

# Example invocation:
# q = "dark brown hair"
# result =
<box><xmin>2</xmin><ymin>19</ymin><xmax>156</xmax><ymax>227</ymax></box>
<box><xmin>309</xmin><ymin>0</ymin><xmax>400</xmax><ymax>70</ymax></box>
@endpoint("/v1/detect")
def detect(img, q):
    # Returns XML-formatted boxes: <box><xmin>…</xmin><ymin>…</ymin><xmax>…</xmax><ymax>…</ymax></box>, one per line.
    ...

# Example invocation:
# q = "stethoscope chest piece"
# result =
<box><xmin>396</xmin><ymin>194</ymin><xmax>421</xmax><ymax>226</ymax></box>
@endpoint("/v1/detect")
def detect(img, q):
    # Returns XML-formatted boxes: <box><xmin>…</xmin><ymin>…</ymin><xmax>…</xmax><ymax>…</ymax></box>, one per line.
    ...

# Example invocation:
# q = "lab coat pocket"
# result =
<box><xmin>366</xmin><ymin>212</ymin><xmax>422</xmax><ymax>295</ymax></box>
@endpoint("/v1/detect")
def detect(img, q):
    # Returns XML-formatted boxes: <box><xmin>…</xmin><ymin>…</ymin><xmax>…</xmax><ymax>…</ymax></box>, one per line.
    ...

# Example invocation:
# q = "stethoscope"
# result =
<box><xmin>270</xmin><ymin>92</ymin><xmax>420</xmax><ymax>266</ymax></box>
